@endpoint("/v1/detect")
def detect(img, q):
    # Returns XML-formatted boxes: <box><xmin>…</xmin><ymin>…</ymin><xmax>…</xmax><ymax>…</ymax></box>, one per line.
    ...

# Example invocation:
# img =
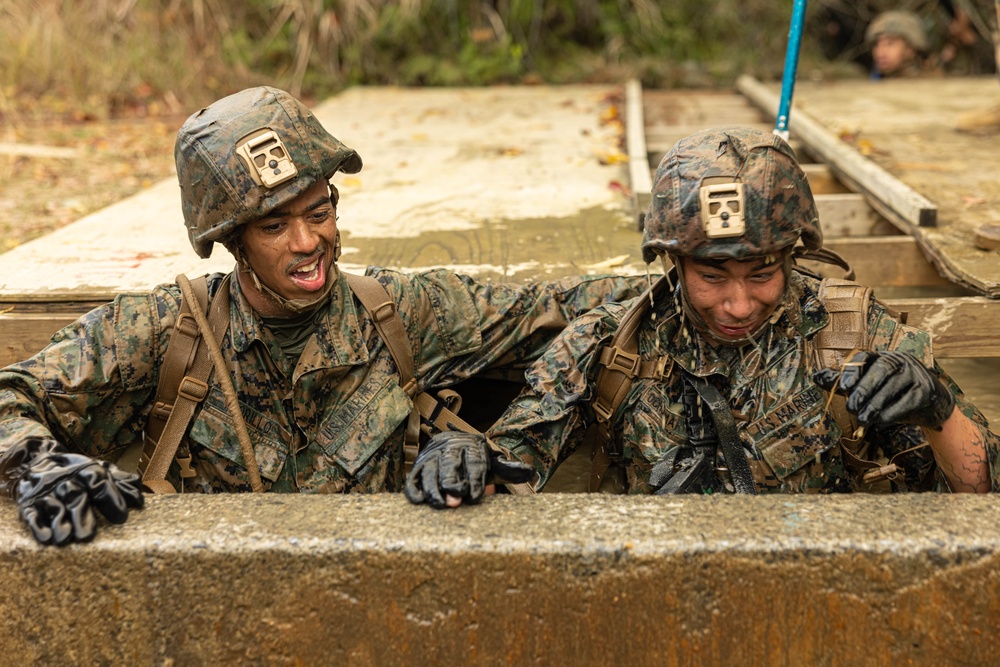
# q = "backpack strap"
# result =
<box><xmin>589</xmin><ymin>276</ymin><xmax>670</xmax><ymax>491</ymax></box>
<box><xmin>345</xmin><ymin>272</ymin><xmax>535</xmax><ymax>496</ymax></box>
<box><xmin>140</xmin><ymin>274</ymin><xmax>236</xmax><ymax>493</ymax></box>
<box><xmin>812</xmin><ymin>277</ymin><xmax>921</xmax><ymax>491</ymax></box>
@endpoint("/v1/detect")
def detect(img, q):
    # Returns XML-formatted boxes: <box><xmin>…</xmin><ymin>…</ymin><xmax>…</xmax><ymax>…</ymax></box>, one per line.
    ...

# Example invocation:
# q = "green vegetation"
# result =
<box><xmin>0</xmin><ymin>0</ymin><xmax>878</xmax><ymax>121</ymax></box>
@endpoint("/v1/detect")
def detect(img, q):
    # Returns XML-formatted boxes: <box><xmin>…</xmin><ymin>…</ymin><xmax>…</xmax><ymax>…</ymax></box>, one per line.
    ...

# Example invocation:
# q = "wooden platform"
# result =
<box><xmin>739</xmin><ymin>75</ymin><xmax>1000</xmax><ymax>298</ymax></box>
<box><xmin>3</xmin><ymin>81</ymin><xmax>1000</xmax><ymax>369</ymax></box>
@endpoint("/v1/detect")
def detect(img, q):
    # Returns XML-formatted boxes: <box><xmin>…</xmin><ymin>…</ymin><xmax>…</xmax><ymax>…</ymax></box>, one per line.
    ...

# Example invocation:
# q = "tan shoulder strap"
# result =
<box><xmin>344</xmin><ymin>273</ymin><xmax>417</xmax><ymax>396</ymax></box>
<box><xmin>140</xmin><ymin>275</ymin><xmax>236</xmax><ymax>493</ymax></box>
<box><xmin>345</xmin><ymin>272</ymin><xmax>534</xmax><ymax>495</ymax></box>
<box><xmin>589</xmin><ymin>276</ymin><xmax>671</xmax><ymax>492</ymax></box>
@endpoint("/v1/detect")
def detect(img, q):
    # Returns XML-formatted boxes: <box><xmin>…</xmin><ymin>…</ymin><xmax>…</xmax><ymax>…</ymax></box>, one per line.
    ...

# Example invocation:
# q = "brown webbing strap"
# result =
<box><xmin>140</xmin><ymin>275</ymin><xmax>235</xmax><ymax>492</ymax></box>
<box><xmin>344</xmin><ymin>273</ymin><xmax>417</xmax><ymax>397</ymax></box>
<box><xmin>180</xmin><ymin>274</ymin><xmax>263</xmax><ymax>492</ymax></box>
<box><xmin>344</xmin><ymin>273</ymin><xmax>422</xmax><ymax>470</ymax></box>
<box><xmin>813</xmin><ymin>278</ymin><xmax>909</xmax><ymax>490</ymax></box>
<box><xmin>589</xmin><ymin>276</ymin><xmax>669</xmax><ymax>492</ymax></box>
<box><xmin>342</xmin><ymin>274</ymin><xmax>532</xmax><ymax>494</ymax></box>
<box><xmin>412</xmin><ymin>392</ymin><xmax>535</xmax><ymax>496</ymax></box>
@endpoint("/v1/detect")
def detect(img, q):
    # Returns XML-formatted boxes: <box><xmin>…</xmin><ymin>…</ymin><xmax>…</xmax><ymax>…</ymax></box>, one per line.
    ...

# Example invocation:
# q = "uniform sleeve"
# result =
<box><xmin>486</xmin><ymin>303</ymin><xmax>628</xmax><ymax>488</ymax></box>
<box><xmin>0</xmin><ymin>289</ymin><xmax>174</xmax><ymax>461</ymax></box>
<box><xmin>368</xmin><ymin>267</ymin><xmax>647</xmax><ymax>390</ymax></box>
<box><xmin>385</xmin><ymin>268</ymin><xmax>647</xmax><ymax>389</ymax></box>
<box><xmin>865</xmin><ymin>298</ymin><xmax>1000</xmax><ymax>491</ymax></box>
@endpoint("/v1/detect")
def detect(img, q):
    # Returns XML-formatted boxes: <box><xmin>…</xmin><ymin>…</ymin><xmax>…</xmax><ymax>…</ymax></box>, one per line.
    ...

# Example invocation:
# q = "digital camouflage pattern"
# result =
<box><xmin>488</xmin><ymin>269</ymin><xmax>1000</xmax><ymax>493</ymax></box>
<box><xmin>866</xmin><ymin>10</ymin><xmax>930</xmax><ymax>53</ymax></box>
<box><xmin>0</xmin><ymin>269</ymin><xmax>644</xmax><ymax>493</ymax></box>
<box><xmin>640</xmin><ymin>127</ymin><xmax>822</xmax><ymax>263</ymax></box>
<box><xmin>175</xmin><ymin>86</ymin><xmax>363</xmax><ymax>259</ymax></box>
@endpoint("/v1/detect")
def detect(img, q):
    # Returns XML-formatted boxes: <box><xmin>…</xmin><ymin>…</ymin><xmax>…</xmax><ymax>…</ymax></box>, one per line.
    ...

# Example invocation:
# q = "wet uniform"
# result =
<box><xmin>0</xmin><ymin>268</ymin><xmax>643</xmax><ymax>493</ymax></box>
<box><xmin>489</xmin><ymin>270</ymin><xmax>1000</xmax><ymax>493</ymax></box>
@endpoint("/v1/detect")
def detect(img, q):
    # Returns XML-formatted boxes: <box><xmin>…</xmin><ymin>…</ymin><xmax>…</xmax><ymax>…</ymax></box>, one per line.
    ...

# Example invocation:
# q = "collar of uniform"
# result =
<box><xmin>227</xmin><ymin>271</ymin><xmax>370</xmax><ymax>368</ymax></box>
<box><xmin>792</xmin><ymin>271</ymin><xmax>831</xmax><ymax>340</ymax></box>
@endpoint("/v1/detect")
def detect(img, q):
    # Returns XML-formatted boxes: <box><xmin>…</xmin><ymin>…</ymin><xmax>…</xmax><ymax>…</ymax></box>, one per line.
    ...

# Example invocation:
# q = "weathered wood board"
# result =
<box><xmin>0</xmin><ymin>85</ymin><xmax>636</xmax><ymax>304</ymax></box>
<box><xmin>739</xmin><ymin>75</ymin><xmax>1000</xmax><ymax>298</ymax></box>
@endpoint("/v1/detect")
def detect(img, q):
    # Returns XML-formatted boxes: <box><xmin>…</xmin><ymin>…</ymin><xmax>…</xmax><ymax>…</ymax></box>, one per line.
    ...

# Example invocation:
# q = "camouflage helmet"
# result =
<box><xmin>175</xmin><ymin>86</ymin><xmax>363</xmax><ymax>258</ymax></box>
<box><xmin>865</xmin><ymin>10</ymin><xmax>929</xmax><ymax>54</ymax></box>
<box><xmin>640</xmin><ymin>126</ymin><xmax>822</xmax><ymax>264</ymax></box>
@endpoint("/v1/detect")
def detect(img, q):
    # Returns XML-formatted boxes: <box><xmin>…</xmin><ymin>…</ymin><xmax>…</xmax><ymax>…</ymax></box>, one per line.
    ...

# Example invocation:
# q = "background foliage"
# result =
<box><xmin>2</xmin><ymin>0</ymin><xmax>995</xmax><ymax>122</ymax></box>
<box><xmin>0</xmin><ymin>0</ymin><xmax>846</xmax><ymax>121</ymax></box>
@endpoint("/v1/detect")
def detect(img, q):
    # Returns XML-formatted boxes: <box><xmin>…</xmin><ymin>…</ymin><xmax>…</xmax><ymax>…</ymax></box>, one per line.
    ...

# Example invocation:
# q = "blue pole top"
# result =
<box><xmin>775</xmin><ymin>0</ymin><xmax>808</xmax><ymax>142</ymax></box>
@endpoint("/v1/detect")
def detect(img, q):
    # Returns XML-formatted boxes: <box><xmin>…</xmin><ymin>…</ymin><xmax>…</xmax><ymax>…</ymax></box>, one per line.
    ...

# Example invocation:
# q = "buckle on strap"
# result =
<box><xmin>593</xmin><ymin>398</ymin><xmax>614</xmax><ymax>423</ymax></box>
<box><xmin>175</xmin><ymin>312</ymin><xmax>200</xmax><ymax>338</ymax></box>
<box><xmin>601</xmin><ymin>345</ymin><xmax>640</xmax><ymax>377</ymax></box>
<box><xmin>371</xmin><ymin>300</ymin><xmax>397</xmax><ymax>324</ymax></box>
<box><xmin>178</xmin><ymin>376</ymin><xmax>210</xmax><ymax>402</ymax></box>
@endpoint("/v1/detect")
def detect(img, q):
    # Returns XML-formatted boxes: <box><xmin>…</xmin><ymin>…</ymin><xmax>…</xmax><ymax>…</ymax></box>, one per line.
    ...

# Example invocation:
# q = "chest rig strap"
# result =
<box><xmin>141</xmin><ymin>274</ymin><xmax>264</xmax><ymax>494</ymax></box>
<box><xmin>346</xmin><ymin>273</ymin><xmax>535</xmax><ymax>495</ymax></box>
<box><xmin>590</xmin><ymin>276</ymin><xmax>670</xmax><ymax>492</ymax></box>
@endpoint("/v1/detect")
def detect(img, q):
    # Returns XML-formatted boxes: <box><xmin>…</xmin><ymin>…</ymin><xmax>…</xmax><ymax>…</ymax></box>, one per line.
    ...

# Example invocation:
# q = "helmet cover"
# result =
<box><xmin>640</xmin><ymin>126</ymin><xmax>822</xmax><ymax>264</ymax></box>
<box><xmin>175</xmin><ymin>86</ymin><xmax>362</xmax><ymax>258</ymax></box>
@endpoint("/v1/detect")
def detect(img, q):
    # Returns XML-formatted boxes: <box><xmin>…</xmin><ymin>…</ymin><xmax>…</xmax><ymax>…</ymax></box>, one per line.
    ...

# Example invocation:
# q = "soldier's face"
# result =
<box><xmin>239</xmin><ymin>180</ymin><xmax>338</xmax><ymax>303</ymax></box>
<box><xmin>873</xmin><ymin>35</ymin><xmax>916</xmax><ymax>76</ymax></box>
<box><xmin>680</xmin><ymin>256</ymin><xmax>785</xmax><ymax>341</ymax></box>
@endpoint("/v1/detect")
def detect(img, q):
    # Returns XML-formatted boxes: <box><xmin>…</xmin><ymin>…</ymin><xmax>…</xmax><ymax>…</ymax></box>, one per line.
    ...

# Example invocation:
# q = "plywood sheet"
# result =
<box><xmin>0</xmin><ymin>85</ymin><xmax>639</xmax><ymax>302</ymax></box>
<box><xmin>746</xmin><ymin>76</ymin><xmax>1000</xmax><ymax>297</ymax></box>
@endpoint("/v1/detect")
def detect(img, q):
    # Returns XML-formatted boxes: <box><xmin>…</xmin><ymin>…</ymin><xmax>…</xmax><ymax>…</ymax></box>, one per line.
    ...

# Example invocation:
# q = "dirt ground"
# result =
<box><xmin>0</xmin><ymin>115</ymin><xmax>186</xmax><ymax>253</ymax></box>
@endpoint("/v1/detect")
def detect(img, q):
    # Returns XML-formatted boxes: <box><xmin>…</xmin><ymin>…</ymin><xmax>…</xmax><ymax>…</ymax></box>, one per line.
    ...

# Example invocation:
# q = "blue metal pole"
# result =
<box><xmin>774</xmin><ymin>0</ymin><xmax>808</xmax><ymax>142</ymax></box>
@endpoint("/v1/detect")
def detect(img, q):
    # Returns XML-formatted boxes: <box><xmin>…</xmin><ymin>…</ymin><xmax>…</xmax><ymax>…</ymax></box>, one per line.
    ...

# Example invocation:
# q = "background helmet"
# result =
<box><xmin>865</xmin><ymin>10</ymin><xmax>929</xmax><ymax>54</ymax></box>
<box><xmin>175</xmin><ymin>86</ymin><xmax>362</xmax><ymax>258</ymax></box>
<box><xmin>640</xmin><ymin>126</ymin><xmax>822</xmax><ymax>264</ymax></box>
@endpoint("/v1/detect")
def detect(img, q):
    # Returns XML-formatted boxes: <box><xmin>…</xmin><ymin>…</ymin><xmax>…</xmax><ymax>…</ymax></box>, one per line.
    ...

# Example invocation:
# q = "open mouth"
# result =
<box><xmin>288</xmin><ymin>253</ymin><xmax>326</xmax><ymax>292</ymax></box>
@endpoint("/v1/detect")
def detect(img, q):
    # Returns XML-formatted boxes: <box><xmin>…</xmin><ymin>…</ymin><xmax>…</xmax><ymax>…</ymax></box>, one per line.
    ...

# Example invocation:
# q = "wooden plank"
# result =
<box><xmin>814</xmin><ymin>193</ymin><xmax>881</xmax><ymax>237</ymax></box>
<box><xmin>883</xmin><ymin>296</ymin><xmax>1000</xmax><ymax>358</ymax></box>
<box><xmin>2</xmin><ymin>292</ymin><xmax>994</xmax><ymax>367</ymax></box>
<box><xmin>646</xmin><ymin>122</ymin><xmax>775</xmax><ymax>155</ymax></box>
<box><xmin>625</xmin><ymin>79</ymin><xmax>653</xmax><ymax>230</ymax></box>
<box><xmin>0</xmin><ymin>142</ymin><xmax>79</xmax><ymax>159</ymax></box>
<box><xmin>800</xmin><ymin>163</ymin><xmax>850</xmax><ymax>194</ymax></box>
<box><xmin>736</xmin><ymin>75</ymin><xmax>938</xmax><ymax>229</ymax></box>
<box><xmin>0</xmin><ymin>313</ymin><xmax>80</xmax><ymax>367</ymax></box>
<box><xmin>800</xmin><ymin>236</ymin><xmax>951</xmax><ymax>288</ymax></box>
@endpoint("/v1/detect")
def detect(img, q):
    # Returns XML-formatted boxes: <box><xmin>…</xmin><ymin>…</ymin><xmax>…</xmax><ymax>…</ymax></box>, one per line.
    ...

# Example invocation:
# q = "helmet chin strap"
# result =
<box><xmin>665</xmin><ymin>252</ymin><xmax>790</xmax><ymax>349</ymax></box>
<box><xmin>230</xmin><ymin>232</ymin><xmax>342</xmax><ymax>315</ymax></box>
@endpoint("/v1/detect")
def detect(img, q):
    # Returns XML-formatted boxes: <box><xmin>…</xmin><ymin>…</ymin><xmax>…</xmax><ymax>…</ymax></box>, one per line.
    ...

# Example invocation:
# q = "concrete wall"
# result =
<box><xmin>1</xmin><ymin>494</ymin><xmax>998</xmax><ymax>666</ymax></box>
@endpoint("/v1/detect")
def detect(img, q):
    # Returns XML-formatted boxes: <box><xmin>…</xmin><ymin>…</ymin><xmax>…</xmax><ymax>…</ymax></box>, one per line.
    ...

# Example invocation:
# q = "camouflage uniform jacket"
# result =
<box><xmin>489</xmin><ymin>270</ymin><xmax>1000</xmax><ymax>493</ymax></box>
<box><xmin>0</xmin><ymin>267</ymin><xmax>643</xmax><ymax>493</ymax></box>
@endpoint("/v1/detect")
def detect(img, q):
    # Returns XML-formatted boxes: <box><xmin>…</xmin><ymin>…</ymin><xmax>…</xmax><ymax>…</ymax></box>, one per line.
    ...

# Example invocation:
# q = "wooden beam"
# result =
<box><xmin>799</xmin><ymin>236</ymin><xmax>951</xmax><ymax>287</ymax></box>
<box><xmin>0</xmin><ymin>313</ymin><xmax>80</xmax><ymax>367</ymax></box>
<box><xmin>2</xmin><ymin>292</ymin><xmax>996</xmax><ymax>367</ymax></box>
<box><xmin>814</xmin><ymin>193</ymin><xmax>881</xmax><ymax>237</ymax></box>
<box><xmin>800</xmin><ymin>163</ymin><xmax>850</xmax><ymax>194</ymax></box>
<box><xmin>0</xmin><ymin>142</ymin><xmax>79</xmax><ymax>159</ymax></box>
<box><xmin>625</xmin><ymin>79</ymin><xmax>653</xmax><ymax>231</ymax></box>
<box><xmin>883</xmin><ymin>296</ymin><xmax>1000</xmax><ymax>358</ymax></box>
<box><xmin>736</xmin><ymin>75</ymin><xmax>938</xmax><ymax>229</ymax></box>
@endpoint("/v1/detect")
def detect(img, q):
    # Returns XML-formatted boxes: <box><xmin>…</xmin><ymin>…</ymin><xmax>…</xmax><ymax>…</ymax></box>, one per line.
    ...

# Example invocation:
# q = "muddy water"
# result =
<box><xmin>338</xmin><ymin>205</ymin><xmax>648</xmax><ymax>282</ymax></box>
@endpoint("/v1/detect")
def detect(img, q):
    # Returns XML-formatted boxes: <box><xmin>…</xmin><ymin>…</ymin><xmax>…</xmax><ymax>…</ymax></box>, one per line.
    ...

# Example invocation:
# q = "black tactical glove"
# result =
<box><xmin>404</xmin><ymin>431</ymin><xmax>535</xmax><ymax>509</ymax></box>
<box><xmin>813</xmin><ymin>350</ymin><xmax>955</xmax><ymax>430</ymax></box>
<box><xmin>0</xmin><ymin>435</ymin><xmax>144</xmax><ymax>546</ymax></box>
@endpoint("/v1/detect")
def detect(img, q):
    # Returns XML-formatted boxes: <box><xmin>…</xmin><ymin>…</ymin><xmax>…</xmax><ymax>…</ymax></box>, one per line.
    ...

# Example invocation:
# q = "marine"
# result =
<box><xmin>406</xmin><ymin>126</ymin><xmax>1000</xmax><ymax>507</ymax></box>
<box><xmin>0</xmin><ymin>86</ymin><xmax>645</xmax><ymax>545</ymax></box>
